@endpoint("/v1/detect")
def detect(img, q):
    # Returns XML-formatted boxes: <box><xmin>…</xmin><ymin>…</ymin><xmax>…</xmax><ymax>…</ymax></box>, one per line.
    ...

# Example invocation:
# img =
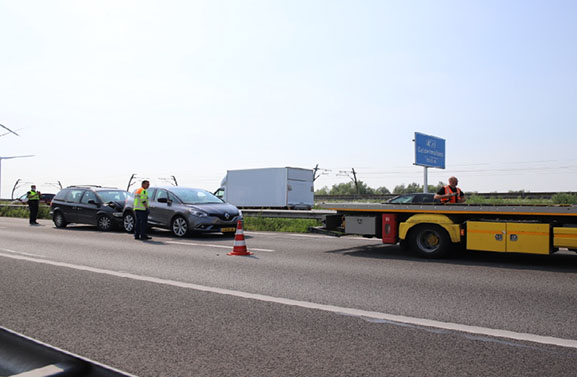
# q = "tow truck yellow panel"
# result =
<box><xmin>553</xmin><ymin>227</ymin><xmax>577</xmax><ymax>248</ymax></box>
<box><xmin>467</xmin><ymin>221</ymin><xmax>551</xmax><ymax>254</ymax></box>
<box><xmin>467</xmin><ymin>222</ymin><xmax>506</xmax><ymax>252</ymax></box>
<box><xmin>506</xmin><ymin>223</ymin><xmax>550</xmax><ymax>255</ymax></box>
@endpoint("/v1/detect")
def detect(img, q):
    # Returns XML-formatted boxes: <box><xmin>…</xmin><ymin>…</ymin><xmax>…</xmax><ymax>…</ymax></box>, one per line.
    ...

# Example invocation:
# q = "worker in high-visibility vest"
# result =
<box><xmin>434</xmin><ymin>176</ymin><xmax>466</xmax><ymax>204</ymax></box>
<box><xmin>133</xmin><ymin>180</ymin><xmax>152</xmax><ymax>240</ymax></box>
<box><xmin>26</xmin><ymin>185</ymin><xmax>41</xmax><ymax>225</ymax></box>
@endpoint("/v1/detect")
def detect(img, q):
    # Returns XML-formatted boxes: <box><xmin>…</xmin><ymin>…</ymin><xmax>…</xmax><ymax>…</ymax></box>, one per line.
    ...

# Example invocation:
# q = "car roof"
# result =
<box><xmin>151</xmin><ymin>186</ymin><xmax>207</xmax><ymax>191</ymax></box>
<box><xmin>393</xmin><ymin>193</ymin><xmax>434</xmax><ymax>196</ymax></box>
<box><xmin>65</xmin><ymin>186</ymin><xmax>124</xmax><ymax>191</ymax></box>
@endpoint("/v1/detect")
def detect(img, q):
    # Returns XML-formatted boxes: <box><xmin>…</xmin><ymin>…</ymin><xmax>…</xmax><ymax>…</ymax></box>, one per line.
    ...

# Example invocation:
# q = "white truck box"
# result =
<box><xmin>217</xmin><ymin>167</ymin><xmax>314</xmax><ymax>209</ymax></box>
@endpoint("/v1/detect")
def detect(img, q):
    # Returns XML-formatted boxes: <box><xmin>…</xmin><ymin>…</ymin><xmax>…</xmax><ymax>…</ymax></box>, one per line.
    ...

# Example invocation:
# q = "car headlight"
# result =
<box><xmin>190</xmin><ymin>209</ymin><xmax>208</xmax><ymax>217</ymax></box>
<box><xmin>238</xmin><ymin>210</ymin><xmax>243</xmax><ymax>217</ymax></box>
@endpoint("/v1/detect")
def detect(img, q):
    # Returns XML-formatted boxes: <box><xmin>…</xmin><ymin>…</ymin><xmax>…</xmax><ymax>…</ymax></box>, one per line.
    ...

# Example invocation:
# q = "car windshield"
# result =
<box><xmin>97</xmin><ymin>190</ymin><xmax>128</xmax><ymax>203</ymax></box>
<box><xmin>169</xmin><ymin>188</ymin><xmax>223</xmax><ymax>204</ymax></box>
<box><xmin>389</xmin><ymin>195</ymin><xmax>415</xmax><ymax>204</ymax></box>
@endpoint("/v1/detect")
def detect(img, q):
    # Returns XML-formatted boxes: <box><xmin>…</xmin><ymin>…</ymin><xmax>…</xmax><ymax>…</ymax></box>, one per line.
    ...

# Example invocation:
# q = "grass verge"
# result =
<box><xmin>0</xmin><ymin>205</ymin><xmax>51</xmax><ymax>219</ymax></box>
<box><xmin>244</xmin><ymin>217</ymin><xmax>321</xmax><ymax>233</ymax></box>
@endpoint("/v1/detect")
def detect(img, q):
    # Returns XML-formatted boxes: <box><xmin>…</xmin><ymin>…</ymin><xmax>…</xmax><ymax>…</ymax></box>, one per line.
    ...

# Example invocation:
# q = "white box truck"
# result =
<box><xmin>215</xmin><ymin>167</ymin><xmax>314</xmax><ymax>209</ymax></box>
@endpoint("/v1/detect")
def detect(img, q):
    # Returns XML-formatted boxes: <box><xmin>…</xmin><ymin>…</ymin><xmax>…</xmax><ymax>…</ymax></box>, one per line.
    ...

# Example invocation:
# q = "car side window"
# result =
<box><xmin>54</xmin><ymin>190</ymin><xmax>69</xmax><ymax>201</ymax></box>
<box><xmin>168</xmin><ymin>192</ymin><xmax>181</xmax><ymax>204</ymax></box>
<box><xmin>155</xmin><ymin>190</ymin><xmax>168</xmax><ymax>202</ymax></box>
<box><xmin>65</xmin><ymin>189</ymin><xmax>85</xmax><ymax>203</ymax></box>
<box><xmin>420</xmin><ymin>195</ymin><xmax>434</xmax><ymax>203</ymax></box>
<box><xmin>80</xmin><ymin>191</ymin><xmax>98</xmax><ymax>204</ymax></box>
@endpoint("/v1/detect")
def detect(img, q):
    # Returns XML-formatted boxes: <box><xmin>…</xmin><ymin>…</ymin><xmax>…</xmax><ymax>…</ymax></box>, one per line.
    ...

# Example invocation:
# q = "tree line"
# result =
<box><xmin>315</xmin><ymin>181</ymin><xmax>446</xmax><ymax>195</ymax></box>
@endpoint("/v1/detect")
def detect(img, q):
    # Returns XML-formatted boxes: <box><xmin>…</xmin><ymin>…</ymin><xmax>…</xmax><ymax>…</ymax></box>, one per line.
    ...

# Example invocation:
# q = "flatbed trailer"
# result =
<box><xmin>319</xmin><ymin>203</ymin><xmax>577</xmax><ymax>258</ymax></box>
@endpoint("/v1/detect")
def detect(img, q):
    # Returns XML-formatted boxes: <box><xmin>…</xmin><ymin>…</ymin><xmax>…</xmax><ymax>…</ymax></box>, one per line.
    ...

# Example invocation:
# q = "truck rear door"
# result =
<box><xmin>287</xmin><ymin>169</ymin><xmax>314</xmax><ymax>209</ymax></box>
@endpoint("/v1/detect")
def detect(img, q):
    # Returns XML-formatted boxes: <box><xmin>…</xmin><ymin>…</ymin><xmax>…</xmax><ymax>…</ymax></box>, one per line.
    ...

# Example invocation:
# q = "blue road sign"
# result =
<box><xmin>414</xmin><ymin>132</ymin><xmax>445</xmax><ymax>169</ymax></box>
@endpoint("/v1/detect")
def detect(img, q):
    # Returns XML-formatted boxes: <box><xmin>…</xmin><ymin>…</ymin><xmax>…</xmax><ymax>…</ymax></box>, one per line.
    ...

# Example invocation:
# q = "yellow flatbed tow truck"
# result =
<box><xmin>318</xmin><ymin>202</ymin><xmax>577</xmax><ymax>258</ymax></box>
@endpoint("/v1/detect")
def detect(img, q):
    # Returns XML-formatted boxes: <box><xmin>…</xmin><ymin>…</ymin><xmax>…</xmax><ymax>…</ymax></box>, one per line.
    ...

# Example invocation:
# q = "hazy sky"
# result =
<box><xmin>1</xmin><ymin>0</ymin><xmax>576</xmax><ymax>198</ymax></box>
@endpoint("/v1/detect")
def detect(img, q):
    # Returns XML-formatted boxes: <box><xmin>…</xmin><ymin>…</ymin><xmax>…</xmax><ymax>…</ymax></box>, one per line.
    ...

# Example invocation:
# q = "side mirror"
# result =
<box><xmin>87</xmin><ymin>199</ymin><xmax>100</xmax><ymax>207</ymax></box>
<box><xmin>157</xmin><ymin>197</ymin><xmax>168</xmax><ymax>203</ymax></box>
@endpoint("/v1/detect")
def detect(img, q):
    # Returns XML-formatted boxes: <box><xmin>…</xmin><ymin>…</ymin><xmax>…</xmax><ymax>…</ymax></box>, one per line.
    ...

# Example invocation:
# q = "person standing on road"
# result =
<box><xmin>26</xmin><ymin>185</ymin><xmax>41</xmax><ymax>225</ymax></box>
<box><xmin>133</xmin><ymin>180</ymin><xmax>152</xmax><ymax>240</ymax></box>
<box><xmin>434</xmin><ymin>176</ymin><xmax>466</xmax><ymax>204</ymax></box>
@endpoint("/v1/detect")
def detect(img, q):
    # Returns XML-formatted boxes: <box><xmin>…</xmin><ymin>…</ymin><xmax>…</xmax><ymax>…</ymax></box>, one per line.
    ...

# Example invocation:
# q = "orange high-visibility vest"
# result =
<box><xmin>440</xmin><ymin>185</ymin><xmax>462</xmax><ymax>204</ymax></box>
<box><xmin>133</xmin><ymin>188</ymin><xmax>149</xmax><ymax>211</ymax></box>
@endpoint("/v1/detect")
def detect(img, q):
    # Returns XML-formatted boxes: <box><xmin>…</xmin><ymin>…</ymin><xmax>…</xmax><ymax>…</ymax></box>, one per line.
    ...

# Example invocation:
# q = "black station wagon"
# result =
<box><xmin>50</xmin><ymin>186</ymin><xmax>128</xmax><ymax>231</ymax></box>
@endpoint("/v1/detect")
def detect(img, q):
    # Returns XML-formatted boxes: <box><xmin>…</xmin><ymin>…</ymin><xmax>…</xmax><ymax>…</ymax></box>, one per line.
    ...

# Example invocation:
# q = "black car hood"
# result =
<box><xmin>106</xmin><ymin>201</ymin><xmax>125</xmax><ymax>211</ymax></box>
<box><xmin>185</xmin><ymin>202</ymin><xmax>240</xmax><ymax>216</ymax></box>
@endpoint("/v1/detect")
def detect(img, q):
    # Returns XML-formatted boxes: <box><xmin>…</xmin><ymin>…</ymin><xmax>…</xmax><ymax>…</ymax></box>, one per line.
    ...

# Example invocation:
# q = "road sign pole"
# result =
<box><xmin>423</xmin><ymin>166</ymin><xmax>428</xmax><ymax>193</ymax></box>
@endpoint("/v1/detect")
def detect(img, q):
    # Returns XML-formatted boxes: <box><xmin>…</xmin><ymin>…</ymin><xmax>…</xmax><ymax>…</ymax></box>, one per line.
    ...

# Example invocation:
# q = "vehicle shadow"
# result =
<box><xmin>325</xmin><ymin>243</ymin><xmax>577</xmax><ymax>273</ymax></box>
<box><xmin>52</xmin><ymin>225</ymin><xmax>126</xmax><ymax>233</ymax></box>
<box><xmin>134</xmin><ymin>228</ymin><xmax>252</xmax><ymax>242</ymax></box>
<box><xmin>51</xmin><ymin>225</ymin><xmax>245</xmax><ymax>239</ymax></box>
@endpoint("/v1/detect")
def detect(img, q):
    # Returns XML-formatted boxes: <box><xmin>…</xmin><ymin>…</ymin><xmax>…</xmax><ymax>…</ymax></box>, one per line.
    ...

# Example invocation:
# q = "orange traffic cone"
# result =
<box><xmin>228</xmin><ymin>220</ymin><xmax>253</xmax><ymax>256</ymax></box>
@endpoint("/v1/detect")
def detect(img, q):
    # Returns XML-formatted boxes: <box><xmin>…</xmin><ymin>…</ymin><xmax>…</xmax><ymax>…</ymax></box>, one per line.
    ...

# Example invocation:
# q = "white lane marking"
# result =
<box><xmin>166</xmin><ymin>241</ymin><xmax>275</xmax><ymax>252</ymax></box>
<box><xmin>246</xmin><ymin>231</ymin><xmax>381</xmax><ymax>242</ymax></box>
<box><xmin>0</xmin><ymin>248</ymin><xmax>45</xmax><ymax>257</ymax></box>
<box><xmin>0</xmin><ymin>251</ymin><xmax>575</xmax><ymax>350</ymax></box>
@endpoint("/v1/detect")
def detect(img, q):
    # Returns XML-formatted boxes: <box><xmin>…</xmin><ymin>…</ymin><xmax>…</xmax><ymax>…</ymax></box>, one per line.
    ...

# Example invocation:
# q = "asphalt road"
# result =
<box><xmin>1</xmin><ymin>217</ymin><xmax>577</xmax><ymax>377</ymax></box>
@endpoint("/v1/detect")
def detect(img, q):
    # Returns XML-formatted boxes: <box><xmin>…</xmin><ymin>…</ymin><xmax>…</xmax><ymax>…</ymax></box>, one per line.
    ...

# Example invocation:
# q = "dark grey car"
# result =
<box><xmin>123</xmin><ymin>186</ymin><xmax>242</xmax><ymax>237</ymax></box>
<box><xmin>386</xmin><ymin>193</ymin><xmax>436</xmax><ymax>204</ymax></box>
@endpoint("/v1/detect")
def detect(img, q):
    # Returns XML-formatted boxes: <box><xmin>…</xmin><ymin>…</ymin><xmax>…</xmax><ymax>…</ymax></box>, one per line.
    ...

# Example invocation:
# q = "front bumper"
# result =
<box><xmin>187</xmin><ymin>214</ymin><xmax>242</xmax><ymax>232</ymax></box>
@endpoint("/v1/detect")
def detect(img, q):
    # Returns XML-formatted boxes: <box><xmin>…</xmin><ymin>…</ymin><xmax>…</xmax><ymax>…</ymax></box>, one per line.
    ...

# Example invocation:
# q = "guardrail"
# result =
<box><xmin>0</xmin><ymin>205</ymin><xmax>332</xmax><ymax>221</ymax></box>
<box><xmin>0</xmin><ymin>204</ymin><xmax>35</xmax><ymax>209</ymax></box>
<box><xmin>0</xmin><ymin>327</ymin><xmax>134</xmax><ymax>376</ymax></box>
<box><xmin>314</xmin><ymin>192</ymin><xmax>576</xmax><ymax>201</ymax></box>
<box><xmin>242</xmin><ymin>209</ymin><xmax>335</xmax><ymax>220</ymax></box>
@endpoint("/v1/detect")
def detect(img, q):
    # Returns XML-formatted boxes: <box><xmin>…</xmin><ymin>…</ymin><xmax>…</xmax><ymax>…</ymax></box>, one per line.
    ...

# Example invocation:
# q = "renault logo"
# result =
<box><xmin>224</xmin><ymin>213</ymin><xmax>230</xmax><ymax>220</ymax></box>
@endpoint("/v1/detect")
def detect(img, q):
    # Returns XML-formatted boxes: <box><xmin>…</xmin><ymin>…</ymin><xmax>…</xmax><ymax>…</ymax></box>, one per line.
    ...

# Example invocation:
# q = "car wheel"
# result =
<box><xmin>408</xmin><ymin>224</ymin><xmax>451</xmax><ymax>258</ymax></box>
<box><xmin>97</xmin><ymin>215</ymin><xmax>113</xmax><ymax>232</ymax></box>
<box><xmin>53</xmin><ymin>212</ymin><xmax>67</xmax><ymax>228</ymax></box>
<box><xmin>171</xmin><ymin>216</ymin><xmax>189</xmax><ymax>237</ymax></box>
<box><xmin>123</xmin><ymin>212</ymin><xmax>135</xmax><ymax>233</ymax></box>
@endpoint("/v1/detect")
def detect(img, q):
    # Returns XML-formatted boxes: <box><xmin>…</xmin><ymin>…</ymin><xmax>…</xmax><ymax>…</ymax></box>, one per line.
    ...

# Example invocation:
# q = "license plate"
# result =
<box><xmin>221</xmin><ymin>227</ymin><xmax>236</xmax><ymax>232</ymax></box>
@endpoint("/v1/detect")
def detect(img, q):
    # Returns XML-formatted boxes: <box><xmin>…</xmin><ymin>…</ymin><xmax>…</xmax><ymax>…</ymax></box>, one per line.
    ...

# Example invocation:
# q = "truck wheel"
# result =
<box><xmin>399</xmin><ymin>240</ymin><xmax>410</xmax><ymax>251</ymax></box>
<box><xmin>53</xmin><ymin>212</ymin><xmax>67</xmax><ymax>228</ymax></box>
<box><xmin>171</xmin><ymin>216</ymin><xmax>189</xmax><ymax>237</ymax></box>
<box><xmin>123</xmin><ymin>212</ymin><xmax>135</xmax><ymax>233</ymax></box>
<box><xmin>408</xmin><ymin>224</ymin><xmax>451</xmax><ymax>258</ymax></box>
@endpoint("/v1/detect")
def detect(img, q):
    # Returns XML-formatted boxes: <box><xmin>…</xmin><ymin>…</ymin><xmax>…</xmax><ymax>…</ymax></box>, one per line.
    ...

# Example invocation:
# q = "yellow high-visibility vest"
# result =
<box><xmin>28</xmin><ymin>190</ymin><xmax>40</xmax><ymax>201</ymax></box>
<box><xmin>133</xmin><ymin>188</ymin><xmax>148</xmax><ymax>211</ymax></box>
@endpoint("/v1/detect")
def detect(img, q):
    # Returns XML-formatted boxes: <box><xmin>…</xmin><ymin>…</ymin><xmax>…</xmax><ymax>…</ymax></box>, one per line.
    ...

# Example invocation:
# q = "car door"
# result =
<box><xmin>150</xmin><ymin>189</ymin><xmax>177</xmax><ymax>227</ymax></box>
<box><xmin>62</xmin><ymin>189</ymin><xmax>85</xmax><ymax>223</ymax></box>
<box><xmin>76</xmin><ymin>190</ymin><xmax>101</xmax><ymax>225</ymax></box>
<box><xmin>148</xmin><ymin>189</ymin><xmax>168</xmax><ymax>226</ymax></box>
